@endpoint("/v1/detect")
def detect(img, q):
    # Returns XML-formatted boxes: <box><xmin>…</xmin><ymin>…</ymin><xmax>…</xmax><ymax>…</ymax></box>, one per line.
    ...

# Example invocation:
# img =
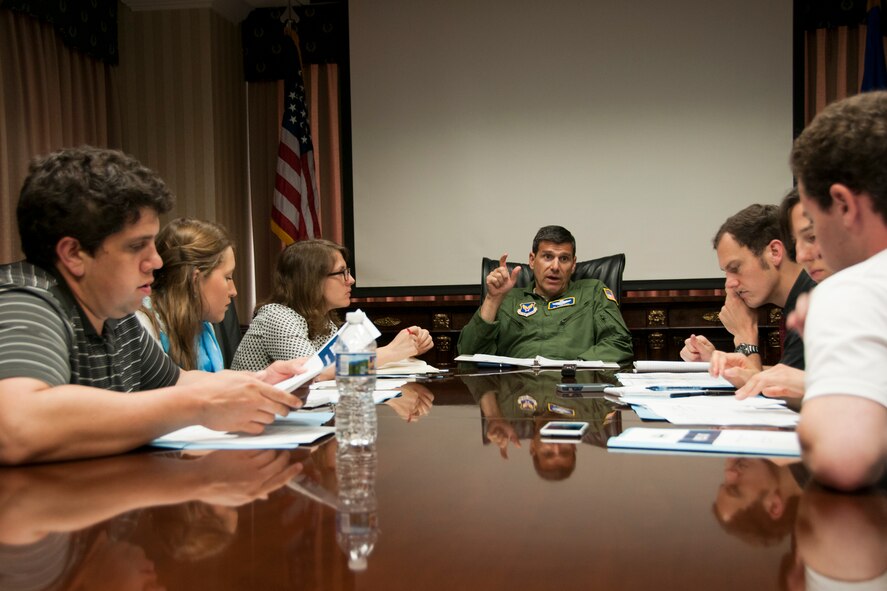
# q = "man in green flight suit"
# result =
<box><xmin>457</xmin><ymin>225</ymin><xmax>633</xmax><ymax>363</ymax></box>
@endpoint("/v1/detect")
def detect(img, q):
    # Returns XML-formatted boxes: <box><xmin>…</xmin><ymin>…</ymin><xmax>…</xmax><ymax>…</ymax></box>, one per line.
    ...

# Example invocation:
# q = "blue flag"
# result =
<box><xmin>861</xmin><ymin>1</ymin><xmax>887</xmax><ymax>91</ymax></box>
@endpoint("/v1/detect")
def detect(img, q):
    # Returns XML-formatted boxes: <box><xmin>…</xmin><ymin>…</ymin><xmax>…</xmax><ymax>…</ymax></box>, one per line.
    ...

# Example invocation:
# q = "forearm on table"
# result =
<box><xmin>0</xmin><ymin>380</ymin><xmax>202</xmax><ymax>465</ymax></box>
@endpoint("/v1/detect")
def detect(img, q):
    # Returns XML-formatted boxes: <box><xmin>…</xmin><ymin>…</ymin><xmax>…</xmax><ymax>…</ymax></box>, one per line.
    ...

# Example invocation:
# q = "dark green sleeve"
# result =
<box><xmin>576</xmin><ymin>286</ymin><xmax>633</xmax><ymax>364</ymax></box>
<box><xmin>457</xmin><ymin>310</ymin><xmax>500</xmax><ymax>355</ymax></box>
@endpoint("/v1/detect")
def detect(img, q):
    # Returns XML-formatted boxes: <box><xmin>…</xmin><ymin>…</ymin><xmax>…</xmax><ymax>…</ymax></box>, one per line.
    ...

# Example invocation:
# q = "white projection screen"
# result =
<box><xmin>349</xmin><ymin>0</ymin><xmax>794</xmax><ymax>288</ymax></box>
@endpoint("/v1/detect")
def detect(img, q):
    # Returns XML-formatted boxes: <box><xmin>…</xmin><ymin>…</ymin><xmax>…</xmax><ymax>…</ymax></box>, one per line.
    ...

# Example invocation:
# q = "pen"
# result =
<box><xmin>648</xmin><ymin>386</ymin><xmax>734</xmax><ymax>391</ymax></box>
<box><xmin>668</xmin><ymin>390</ymin><xmax>737</xmax><ymax>398</ymax></box>
<box><xmin>376</xmin><ymin>373</ymin><xmax>449</xmax><ymax>379</ymax></box>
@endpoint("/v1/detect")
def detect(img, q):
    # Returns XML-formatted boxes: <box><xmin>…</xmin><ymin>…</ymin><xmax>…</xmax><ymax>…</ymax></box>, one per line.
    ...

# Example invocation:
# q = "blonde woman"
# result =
<box><xmin>138</xmin><ymin>218</ymin><xmax>236</xmax><ymax>371</ymax></box>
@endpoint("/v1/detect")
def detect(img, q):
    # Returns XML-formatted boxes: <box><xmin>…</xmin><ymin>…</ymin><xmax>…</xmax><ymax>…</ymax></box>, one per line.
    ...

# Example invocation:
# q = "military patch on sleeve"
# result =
<box><xmin>603</xmin><ymin>287</ymin><xmax>617</xmax><ymax>302</ymax></box>
<box><xmin>517</xmin><ymin>302</ymin><xmax>537</xmax><ymax>317</ymax></box>
<box><xmin>517</xmin><ymin>394</ymin><xmax>538</xmax><ymax>412</ymax></box>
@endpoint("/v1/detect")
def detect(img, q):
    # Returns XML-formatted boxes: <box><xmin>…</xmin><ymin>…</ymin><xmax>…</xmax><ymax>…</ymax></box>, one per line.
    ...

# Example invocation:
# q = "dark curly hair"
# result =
<box><xmin>17</xmin><ymin>146</ymin><xmax>175</xmax><ymax>267</ymax></box>
<box><xmin>713</xmin><ymin>204</ymin><xmax>781</xmax><ymax>257</ymax></box>
<box><xmin>790</xmin><ymin>91</ymin><xmax>887</xmax><ymax>221</ymax></box>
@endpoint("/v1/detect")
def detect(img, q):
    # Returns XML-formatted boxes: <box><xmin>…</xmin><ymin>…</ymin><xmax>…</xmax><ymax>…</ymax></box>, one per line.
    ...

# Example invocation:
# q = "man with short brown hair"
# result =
<box><xmin>681</xmin><ymin>203</ymin><xmax>814</xmax><ymax>374</ymax></box>
<box><xmin>789</xmin><ymin>91</ymin><xmax>887</xmax><ymax>490</ymax></box>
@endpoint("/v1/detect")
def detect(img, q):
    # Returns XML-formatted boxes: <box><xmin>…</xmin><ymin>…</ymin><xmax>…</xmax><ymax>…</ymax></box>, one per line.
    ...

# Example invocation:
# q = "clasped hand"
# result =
<box><xmin>386</xmin><ymin>326</ymin><xmax>434</xmax><ymax>358</ymax></box>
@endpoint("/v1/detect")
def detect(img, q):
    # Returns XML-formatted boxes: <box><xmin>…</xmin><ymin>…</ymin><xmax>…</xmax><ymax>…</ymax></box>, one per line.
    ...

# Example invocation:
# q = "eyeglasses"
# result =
<box><xmin>327</xmin><ymin>268</ymin><xmax>352</xmax><ymax>281</ymax></box>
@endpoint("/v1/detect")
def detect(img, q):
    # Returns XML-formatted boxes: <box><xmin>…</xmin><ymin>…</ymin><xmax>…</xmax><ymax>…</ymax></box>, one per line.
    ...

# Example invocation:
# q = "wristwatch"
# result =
<box><xmin>734</xmin><ymin>343</ymin><xmax>760</xmax><ymax>356</ymax></box>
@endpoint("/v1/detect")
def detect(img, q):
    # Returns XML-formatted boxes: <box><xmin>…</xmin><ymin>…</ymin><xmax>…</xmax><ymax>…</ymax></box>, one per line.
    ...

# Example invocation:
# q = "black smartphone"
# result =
<box><xmin>555</xmin><ymin>383</ymin><xmax>608</xmax><ymax>397</ymax></box>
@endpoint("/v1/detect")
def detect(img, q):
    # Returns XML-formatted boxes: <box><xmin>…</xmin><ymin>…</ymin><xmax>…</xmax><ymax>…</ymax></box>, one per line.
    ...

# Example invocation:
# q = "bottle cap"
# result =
<box><xmin>345</xmin><ymin>310</ymin><xmax>366</xmax><ymax>324</ymax></box>
<box><xmin>349</xmin><ymin>556</ymin><xmax>368</xmax><ymax>571</ymax></box>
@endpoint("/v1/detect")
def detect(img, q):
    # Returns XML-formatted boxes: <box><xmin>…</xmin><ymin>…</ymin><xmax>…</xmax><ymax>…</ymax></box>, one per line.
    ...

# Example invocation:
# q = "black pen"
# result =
<box><xmin>668</xmin><ymin>389</ymin><xmax>736</xmax><ymax>398</ymax></box>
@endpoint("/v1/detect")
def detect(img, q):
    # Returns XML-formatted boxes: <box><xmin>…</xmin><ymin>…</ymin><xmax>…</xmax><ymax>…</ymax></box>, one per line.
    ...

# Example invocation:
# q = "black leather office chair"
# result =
<box><xmin>480</xmin><ymin>253</ymin><xmax>626</xmax><ymax>304</ymax></box>
<box><xmin>213</xmin><ymin>299</ymin><xmax>243</xmax><ymax>369</ymax></box>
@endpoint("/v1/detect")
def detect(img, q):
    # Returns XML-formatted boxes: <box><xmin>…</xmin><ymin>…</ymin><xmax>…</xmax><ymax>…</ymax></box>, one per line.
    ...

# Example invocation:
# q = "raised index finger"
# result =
<box><xmin>499</xmin><ymin>253</ymin><xmax>509</xmax><ymax>268</ymax></box>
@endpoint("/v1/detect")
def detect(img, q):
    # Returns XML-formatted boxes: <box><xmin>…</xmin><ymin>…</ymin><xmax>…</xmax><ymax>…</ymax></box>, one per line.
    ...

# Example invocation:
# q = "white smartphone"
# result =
<box><xmin>539</xmin><ymin>421</ymin><xmax>589</xmax><ymax>438</ymax></box>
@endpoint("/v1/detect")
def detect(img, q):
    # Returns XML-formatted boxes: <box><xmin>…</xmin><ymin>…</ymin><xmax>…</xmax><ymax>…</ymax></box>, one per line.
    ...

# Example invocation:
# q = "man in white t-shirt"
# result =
<box><xmin>789</xmin><ymin>91</ymin><xmax>887</xmax><ymax>490</ymax></box>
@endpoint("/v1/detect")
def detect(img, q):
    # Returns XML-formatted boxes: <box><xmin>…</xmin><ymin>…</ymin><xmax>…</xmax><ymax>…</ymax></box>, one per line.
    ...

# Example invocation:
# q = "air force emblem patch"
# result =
<box><xmin>517</xmin><ymin>302</ymin><xmax>537</xmax><ymax>317</ymax></box>
<box><xmin>517</xmin><ymin>394</ymin><xmax>538</xmax><ymax>412</ymax></box>
<box><xmin>603</xmin><ymin>288</ymin><xmax>617</xmax><ymax>303</ymax></box>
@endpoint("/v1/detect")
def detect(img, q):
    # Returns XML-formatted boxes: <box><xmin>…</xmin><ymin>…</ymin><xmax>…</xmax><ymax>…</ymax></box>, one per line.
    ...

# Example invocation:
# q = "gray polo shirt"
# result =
<box><xmin>0</xmin><ymin>261</ymin><xmax>179</xmax><ymax>391</ymax></box>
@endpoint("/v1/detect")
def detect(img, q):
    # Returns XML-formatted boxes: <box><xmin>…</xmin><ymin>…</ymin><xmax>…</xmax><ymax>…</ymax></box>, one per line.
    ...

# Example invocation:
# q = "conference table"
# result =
<box><xmin>0</xmin><ymin>369</ymin><xmax>883</xmax><ymax>591</ymax></box>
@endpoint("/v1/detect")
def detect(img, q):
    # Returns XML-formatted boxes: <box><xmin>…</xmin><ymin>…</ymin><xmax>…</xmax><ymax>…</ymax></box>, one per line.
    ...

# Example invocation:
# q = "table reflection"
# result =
<box><xmin>0</xmin><ymin>450</ymin><xmax>316</xmax><ymax>591</ymax></box>
<box><xmin>709</xmin><ymin>456</ymin><xmax>887</xmax><ymax>590</ymax></box>
<box><xmin>795</xmin><ymin>484</ymin><xmax>887</xmax><ymax>590</ymax></box>
<box><xmin>336</xmin><ymin>444</ymin><xmax>379</xmax><ymax>572</ymax></box>
<box><xmin>460</xmin><ymin>370</ymin><xmax>621</xmax><ymax>480</ymax></box>
<box><xmin>0</xmin><ymin>370</ymin><xmax>884</xmax><ymax>591</ymax></box>
<box><xmin>713</xmin><ymin>458</ymin><xmax>807</xmax><ymax>547</ymax></box>
<box><xmin>385</xmin><ymin>382</ymin><xmax>435</xmax><ymax>423</ymax></box>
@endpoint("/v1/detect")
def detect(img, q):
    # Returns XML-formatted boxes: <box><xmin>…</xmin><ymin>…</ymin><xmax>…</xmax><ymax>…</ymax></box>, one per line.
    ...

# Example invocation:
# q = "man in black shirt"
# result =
<box><xmin>680</xmin><ymin>204</ymin><xmax>815</xmax><ymax>380</ymax></box>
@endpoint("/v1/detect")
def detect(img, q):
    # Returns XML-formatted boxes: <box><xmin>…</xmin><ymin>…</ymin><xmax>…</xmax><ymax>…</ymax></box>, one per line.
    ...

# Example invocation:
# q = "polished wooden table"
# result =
<box><xmin>0</xmin><ymin>370</ymin><xmax>884</xmax><ymax>591</ymax></box>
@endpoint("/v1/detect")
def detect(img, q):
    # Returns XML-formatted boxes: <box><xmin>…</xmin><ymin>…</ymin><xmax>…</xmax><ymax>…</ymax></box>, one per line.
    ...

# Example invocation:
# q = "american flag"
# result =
<box><xmin>271</xmin><ymin>25</ymin><xmax>320</xmax><ymax>244</ymax></box>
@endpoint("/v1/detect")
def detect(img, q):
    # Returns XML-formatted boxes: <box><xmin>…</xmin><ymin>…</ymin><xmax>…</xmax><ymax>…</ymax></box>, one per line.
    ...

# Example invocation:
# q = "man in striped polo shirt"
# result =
<box><xmin>0</xmin><ymin>147</ymin><xmax>304</xmax><ymax>465</ymax></box>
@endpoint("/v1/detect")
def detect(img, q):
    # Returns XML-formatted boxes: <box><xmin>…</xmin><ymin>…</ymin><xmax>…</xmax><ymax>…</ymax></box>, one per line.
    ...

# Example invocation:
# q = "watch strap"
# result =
<box><xmin>734</xmin><ymin>343</ymin><xmax>760</xmax><ymax>356</ymax></box>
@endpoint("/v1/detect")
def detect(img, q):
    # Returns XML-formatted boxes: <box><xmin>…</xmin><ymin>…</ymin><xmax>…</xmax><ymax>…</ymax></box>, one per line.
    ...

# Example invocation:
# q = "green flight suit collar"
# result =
<box><xmin>522</xmin><ymin>279</ymin><xmax>576</xmax><ymax>303</ymax></box>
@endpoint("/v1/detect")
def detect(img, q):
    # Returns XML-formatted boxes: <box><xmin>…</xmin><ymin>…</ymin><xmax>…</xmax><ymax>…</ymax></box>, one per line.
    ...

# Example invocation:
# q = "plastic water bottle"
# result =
<box><xmin>334</xmin><ymin>310</ymin><xmax>378</xmax><ymax>446</ymax></box>
<box><xmin>336</xmin><ymin>444</ymin><xmax>379</xmax><ymax>572</ymax></box>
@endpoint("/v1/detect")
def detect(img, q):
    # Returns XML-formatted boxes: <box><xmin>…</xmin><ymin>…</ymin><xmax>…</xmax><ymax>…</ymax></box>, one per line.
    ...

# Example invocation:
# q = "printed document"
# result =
<box><xmin>456</xmin><ymin>353</ymin><xmax>618</xmax><ymax>369</ymax></box>
<box><xmin>608</xmin><ymin>427</ymin><xmax>800</xmax><ymax>456</ymax></box>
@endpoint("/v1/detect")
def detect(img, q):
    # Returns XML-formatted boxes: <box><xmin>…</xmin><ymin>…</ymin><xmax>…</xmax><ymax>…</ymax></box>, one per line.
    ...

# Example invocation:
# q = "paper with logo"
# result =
<box><xmin>607</xmin><ymin>427</ymin><xmax>800</xmax><ymax>457</ymax></box>
<box><xmin>274</xmin><ymin>309</ymin><xmax>381</xmax><ymax>392</ymax></box>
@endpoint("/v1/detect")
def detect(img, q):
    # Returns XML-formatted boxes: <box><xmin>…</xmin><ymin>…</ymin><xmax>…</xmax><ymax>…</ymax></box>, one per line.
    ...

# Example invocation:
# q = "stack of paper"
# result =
<box><xmin>633</xmin><ymin>360</ymin><xmax>710</xmax><ymax>372</ymax></box>
<box><xmin>614</xmin><ymin>372</ymin><xmax>734</xmax><ymax>389</ymax></box>
<box><xmin>302</xmin><ymin>385</ymin><xmax>402</xmax><ymax>409</ymax></box>
<box><xmin>377</xmin><ymin>357</ymin><xmax>440</xmax><ymax>375</ymax></box>
<box><xmin>623</xmin><ymin>396</ymin><xmax>799</xmax><ymax>427</ymax></box>
<box><xmin>152</xmin><ymin>411</ymin><xmax>335</xmax><ymax>450</ymax></box>
<box><xmin>455</xmin><ymin>353</ymin><xmax>619</xmax><ymax>369</ymax></box>
<box><xmin>607</xmin><ymin>371</ymin><xmax>799</xmax><ymax>428</ymax></box>
<box><xmin>606</xmin><ymin>372</ymin><xmax>735</xmax><ymax>398</ymax></box>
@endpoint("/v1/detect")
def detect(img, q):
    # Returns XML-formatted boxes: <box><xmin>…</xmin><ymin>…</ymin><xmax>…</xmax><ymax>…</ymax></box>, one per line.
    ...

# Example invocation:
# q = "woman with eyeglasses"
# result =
<box><xmin>232</xmin><ymin>239</ymin><xmax>433</xmax><ymax>374</ymax></box>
